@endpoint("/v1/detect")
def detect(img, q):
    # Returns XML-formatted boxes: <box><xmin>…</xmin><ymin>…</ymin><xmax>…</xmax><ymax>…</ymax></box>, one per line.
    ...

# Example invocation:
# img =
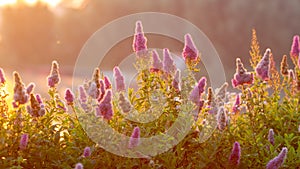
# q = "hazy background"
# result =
<box><xmin>0</xmin><ymin>0</ymin><xmax>300</xmax><ymax>93</ymax></box>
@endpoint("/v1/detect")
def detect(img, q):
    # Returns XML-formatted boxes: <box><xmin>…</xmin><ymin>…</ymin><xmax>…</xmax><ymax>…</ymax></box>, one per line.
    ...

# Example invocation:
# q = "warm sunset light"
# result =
<box><xmin>0</xmin><ymin>0</ymin><xmax>62</xmax><ymax>8</ymax></box>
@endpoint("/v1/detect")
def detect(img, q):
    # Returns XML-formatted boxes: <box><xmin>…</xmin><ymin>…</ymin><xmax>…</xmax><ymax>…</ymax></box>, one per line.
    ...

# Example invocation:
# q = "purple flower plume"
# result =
<box><xmin>129</xmin><ymin>126</ymin><xmax>140</xmax><ymax>149</ymax></box>
<box><xmin>217</xmin><ymin>107</ymin><xmax>227</xmax><ymax>131</ymax></box>
<box><xmin>133</xmin><ymin>21</ymin><xmax>147</xmax><ymax>56</ymax></box>
<box><xmin>74</xmin><ymin>163</ymin><xmax>83</xmax><ymax>169</ymax></box>
<box><xmin>232</xmin><ymin>58</ymin><xmax>254</xmax><ymax>88</ymax></box>
<box><xmin>182</xmin><ymin>34</ymin><xmax>199</xmax><ymax>61</ymax></box>
<box><xmin>189</xmin><ymin>77</ymin><xmax>206</xmax><ymax>105</ymax></box>
<box><xmin>47</xmin><ymin>61</ymin><xmax>60</xmax><ymax>88</ymax></box>
<box><xmin>113</xmin><ymin>66</ymin><xmax>125</xmax><ymax>92</ymax></box>
<box><xmin>26</xmin><ymin>83</ymin><xmax>35</xmax><ymax>94</ymax></box>
<box><xmin>290</xmin><ymin>35</ymin><xmax>300</xmax><ymax>59</ymax></box>
<box><xmin>228</xmin><ymin>141</ymin><xmax>241</xmax><ymax>167</ymax></box>
<box><xmin>98</xmin><ymin>90</ymin><xmax>113</xmax><ymax>120</ymax></box>
<box><xmin>65</xmin><ymin>88</ymin><xmax>74</xmax><ymax>105</ymax></box>
<box><xmin>266</xmin><ymin>147</ymin><xmax>288</xmax><ymax>169</ymax></box>
<box><xmin>268</xmin><ymin>129</ymin><xmax>275</xmax><ymax>145</ymax></box>
<box><xmin>19</xmin><ymin>133</ymin><xmax>29</xmax><ymax>150</ymax></box>
<box><xmin>78</xmin><ymin>85</ymin><xmax>87</xmax><ymax>103</ymax></box>
<box><xmin>83</xmin><ymin>147</ymin><xmax>91</xmax><ymax>157</ymax></box>
<box><xmin>256</xmin><ymin>48</ymin><xmax>271</xmax><ymax>81</ymax></box>
<box><xmin>232</xmin><ymin>94</ymin><xmax>240</xmax><ymax>114</ymax></box>
<box><xmin>104</xmin><ymin>76</ymin><xmax>112</xmax><ymax>89</ymax></box>
<box><xmin>163</xmin><ymin>48</ymin><xmax>176</xmax><ymax>75</ymax></box>
<box><xmin>13</xmin><ymin>72</ymin><xmax>28</xmax><ymax>106</ymax></box>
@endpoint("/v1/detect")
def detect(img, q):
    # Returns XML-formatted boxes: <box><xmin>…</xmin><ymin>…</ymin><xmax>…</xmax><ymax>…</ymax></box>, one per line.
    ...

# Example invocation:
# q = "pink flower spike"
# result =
<box><xmin>133</xmin><ymin>21</ymin><xmax>147</xmax><ymax>56</ymax></box>
<box><xmin>163</xmin><ymin>48</ymin><xmax>176</xmax><ymax>75</ymax></box>
<box><xmin>98</xmin><ymin>90</ymin><xmax>113</xmax><ymax>120</ymax></box>
<box><xmin>65</xmin><ymin>88</ymin><xmax>74</xmax><ymax>105</ymax></box>
<box><xmin>19</xmin><ymin>133</ymin><xmax>29</xmax><ymax>150</ymax></box>
<box><xmin>182</xmin><ymin>34</ymin><xmax>199</xmax><ymax>61</ymax></box>
<box><xmin>290</xmin><ymin>35</ymin><xmax>300</xmax><ymax>59</ymax></box>
<box><xmin>113</xmin><ymin>66</ymin><xmax>125</xmax><ymax>92</ymax></box>
<box><xmin>129</xmin><ymin>126</ymin><xmax>140</xmax><ymax>149</ymax></box>
<box><xmin>83</xmin><ymin>147</ymin><xmax>91</xmax><ymax>157</ymax></box>
<box><xmin>26</xmin><ymin>83</ymin><xmax>35</xmax><ymax>94</ymax></box>
<box><xmin>151</xmin><ymin>50</ymin><xmax>163</xmax><ymax>72</ymax></box>
<box><xmin>104</xmin><ymin>76</ymin><xmax>112</xmax><ymax>89</ymax></box>
<box><xmin>0</xmin><ymin>68</ymin><xmax>6</xmax><ymax>85</ymax></box>
<box><xmin>266</xmin><ymin>147</ymin><xmax>288</xmax><ymax>169</ymax></box>
<box><xmin>256</xmin><ymin>48</ymin><xmax>271</xmax><ymax>81</ymax></box>
<box><xmin>228</xmin><ymin>141</ymin><xmax>241</xmax><ymax>167</ymax></box>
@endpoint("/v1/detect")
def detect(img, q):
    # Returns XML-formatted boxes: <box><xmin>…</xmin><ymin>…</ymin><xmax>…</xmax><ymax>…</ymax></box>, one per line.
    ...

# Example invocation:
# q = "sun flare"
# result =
<box><xmin>0</xmin><ymin>0</ymin><xmax>62</xmax><ymax>8</ymax></box>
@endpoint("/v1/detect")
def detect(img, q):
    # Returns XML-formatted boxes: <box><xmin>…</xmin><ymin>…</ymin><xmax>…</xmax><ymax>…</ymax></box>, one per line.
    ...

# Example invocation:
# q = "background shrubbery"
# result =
<box><xmin>0</xmin><ymin>25</ymin><xmax>299</xmax><ymax>169</ymax></box>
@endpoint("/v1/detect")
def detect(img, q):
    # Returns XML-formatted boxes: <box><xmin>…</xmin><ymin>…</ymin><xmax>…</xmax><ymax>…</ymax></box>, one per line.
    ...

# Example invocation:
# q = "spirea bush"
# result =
<box><xmin>0</xmin><ymin>22</ymin><xmax>299</xmax><ymax>169</ymax></box>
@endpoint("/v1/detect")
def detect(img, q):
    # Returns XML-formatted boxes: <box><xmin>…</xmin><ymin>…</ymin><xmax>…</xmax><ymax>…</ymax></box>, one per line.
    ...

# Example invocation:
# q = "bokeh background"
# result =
<box><xmin>0</xmin><ymin>0</ymin><xmax>300</xmax><ymax>93</ymax></box>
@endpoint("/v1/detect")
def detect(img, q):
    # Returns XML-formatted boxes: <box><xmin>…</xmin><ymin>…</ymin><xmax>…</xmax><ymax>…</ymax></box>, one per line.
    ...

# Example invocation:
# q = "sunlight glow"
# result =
<box><xmin>0</xmin><ymin>0</ymin><xmax>17</xmax><ymax>7</ymax></box>
<box><xmin>0</xmin><ymin>0</ymin><xmax>63</xmax><ymax>8</ymax></box>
